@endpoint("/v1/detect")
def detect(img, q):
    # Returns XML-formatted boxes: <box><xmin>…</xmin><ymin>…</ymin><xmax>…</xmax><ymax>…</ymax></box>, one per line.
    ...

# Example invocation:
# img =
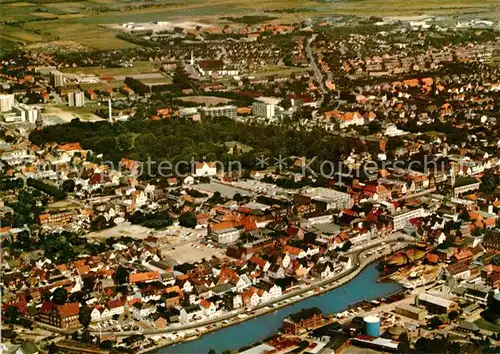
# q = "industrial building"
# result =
<box><xmin>296</xmin><ymin>187</ymin><xmax>352</xmax><ymax>211</ymax></box>
<box><xmin>352</xmin><ymin>335</ymin><xmax>400</xmax><ymax>352</ymax></box>
<box><xmin>417</xmin><ymin>293</ymin><xmax>457</xmax><ymax>314</ymax></box>
<box><xmin>395</xmin><ymin>303</ymin><xmax>427</xmax><ymax>321</ymax></box>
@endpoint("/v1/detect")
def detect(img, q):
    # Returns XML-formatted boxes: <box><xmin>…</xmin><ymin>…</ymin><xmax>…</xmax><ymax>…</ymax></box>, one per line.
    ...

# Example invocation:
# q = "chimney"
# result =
<box><xmin>488</xmin><ymin>204</ymin><xmax>493</xmax><ymax>214</ymax></box>
<box><xmin>108</xmin><ymin>99</ymin><xmax>112</xmax><ymax>121</ymax></box>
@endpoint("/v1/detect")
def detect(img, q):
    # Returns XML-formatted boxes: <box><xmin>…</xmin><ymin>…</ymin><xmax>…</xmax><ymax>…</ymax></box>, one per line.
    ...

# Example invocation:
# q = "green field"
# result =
<box><xmin>2</xmin><ymin>0</ymin><xmax>500</xmax><ymax>51</ymax></box>
<box><xmin>249</xmin><ymin>65</ymin><xmax>308</xmax><ymax>78</ymax></box>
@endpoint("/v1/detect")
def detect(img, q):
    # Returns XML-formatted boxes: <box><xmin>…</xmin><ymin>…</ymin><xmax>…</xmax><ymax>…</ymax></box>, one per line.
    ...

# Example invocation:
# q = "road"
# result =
<box><xmin>87</xmin><ymin>234</ymin><xmax>416</xmax><ymax>337</ymax></box>
<box><xmin>305</xmin><ymin>34</ymin><xmax>326</xmax><ymax>95</ymax></box>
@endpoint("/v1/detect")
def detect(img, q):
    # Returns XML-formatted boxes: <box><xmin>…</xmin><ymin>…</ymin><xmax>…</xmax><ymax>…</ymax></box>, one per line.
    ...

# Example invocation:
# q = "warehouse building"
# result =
<box><xmin>395</xmin><ymin>303</ymin><xmax>427</xmax><ymax>321</ymax></box>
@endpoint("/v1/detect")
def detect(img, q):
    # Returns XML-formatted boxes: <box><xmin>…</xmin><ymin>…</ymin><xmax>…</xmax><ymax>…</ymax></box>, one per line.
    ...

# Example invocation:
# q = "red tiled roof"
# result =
<box><xmin>129</xmin><ymin>271</ymin><xmax>160</xmax><ymax>283</ymax></box>
<box><xmin>57</xmin><ymin>303</ymin><xmax>79</xmax><ymax>318</ymax></box>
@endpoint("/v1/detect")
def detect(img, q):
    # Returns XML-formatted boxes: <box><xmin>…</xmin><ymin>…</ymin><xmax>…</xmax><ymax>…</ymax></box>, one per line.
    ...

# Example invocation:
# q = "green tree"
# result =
<box><xmin>368</xmin><ymin>120</ymin><xmax>382</xmax><ymax>132</ymax></box>
<box><xmin>117</xmin><ymin>133</ymin><xmax>135</xmax><ymax>152</ymax></box>
<box><xmin>79</xmin><ymin>305</ymin><xmax>92</xmax><ymax>343</ymax></box>
<box><xmin>480</xmin><ymin>170</ymin><xmax>499</xmax><ymax>194</ymax></box>
<box><xmin>5</xmin><ymin>306</ymin><xmax>19</xmax><ymax>324</ymax></box>
<box><xmin>114</xmin><ymin>266</ymin><xmax>130</xmax><ymax>284</ymax></box>
<box><xmin>280</xmin><ymin>98</ymin><xmax>293</xmax><ymax>110</ymax></box>
<box><xmin>61</xmin><ymin>179</ymin><xmax>75</xmax><ymax>193</ymax></box>
<box><xmin>233</xmin><ymin>193</ymin><xmax>244</xmax><ymax>202</ymax></box>
<box><xmin>179</xmin><ymin>212</ymin><xmax>197</xmax><ymax>228</ymax></box>
<box><xmin>52</xmin><ymin>287</ymin><xmax>68</xmax><ymax>305</ymax></box>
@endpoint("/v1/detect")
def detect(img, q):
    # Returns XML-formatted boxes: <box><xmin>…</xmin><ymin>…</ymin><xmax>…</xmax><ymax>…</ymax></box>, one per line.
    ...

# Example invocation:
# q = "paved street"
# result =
<box><xmin>306</xmin><ymin>34</ymin><xmax>326</xmax><ymax>94</ymax></box>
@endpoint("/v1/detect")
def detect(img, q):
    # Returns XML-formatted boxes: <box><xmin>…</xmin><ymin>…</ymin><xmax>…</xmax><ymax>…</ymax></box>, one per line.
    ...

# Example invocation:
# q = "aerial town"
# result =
<box><xmin>0</xmin><ymin>1</ymin><xmax>499</xmax><ymax>354</ymax></box>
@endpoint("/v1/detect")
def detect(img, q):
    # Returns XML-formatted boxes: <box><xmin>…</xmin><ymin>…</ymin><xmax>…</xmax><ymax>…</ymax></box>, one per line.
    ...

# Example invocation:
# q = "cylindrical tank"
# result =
<box><xmin>364</xmin><ymin>315</ymin><xmax>380</xmax><ymax>337</ymax></box>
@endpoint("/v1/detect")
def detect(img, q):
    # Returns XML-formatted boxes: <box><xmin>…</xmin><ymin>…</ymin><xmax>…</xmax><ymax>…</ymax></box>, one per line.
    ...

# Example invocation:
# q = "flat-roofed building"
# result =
<box><xmin>200</xmin><ymin>105</ymin><xmax>237</xmax><ymax>119</ymax></box>
<box><xmin>417</xmin><ymin>293</ymin><xmax>457</xmax><ymax>314</ymax></box>
<box><xmin>210</xmin><ymin>226</ymin><xmax>241</xmax><ymax>244</ymax></box>
<box><xmin>389</xmin><ymin>208</ymin><xmax>424</xmax><ymax>231</ymax></box>
<box><xmin>395</xmin><ymin>303</ymin><xmax>427</xmax><ymax>321</ymax></box>
<box><xmin>252</xmin><ymin>97</ymin><xmax>282</xmax><ymax>118</ymax></box>
<box><xmin>297</xmin><ymin>187</ymin><xmax>352</xmax><ymax>211</ymax></box>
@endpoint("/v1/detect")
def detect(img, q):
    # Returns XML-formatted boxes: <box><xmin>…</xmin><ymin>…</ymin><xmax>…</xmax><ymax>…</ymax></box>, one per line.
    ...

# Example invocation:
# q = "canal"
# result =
<box><xmin>157</xmin><ymin>262</ymin><xmax>402</xmax><ymax>353</ymax></box>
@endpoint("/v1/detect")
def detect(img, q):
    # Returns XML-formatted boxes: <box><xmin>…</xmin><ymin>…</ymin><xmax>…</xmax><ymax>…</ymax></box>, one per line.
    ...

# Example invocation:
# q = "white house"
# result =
<box><xmin>235</xmin><ymin>275</ymin><xmax>252</xmax><ymax>292</ymax></box>
<box><xmin>181</xmin><ymin>280</ymin><xmax>193</xmax><ymax>293</ymax></box>
<box><xmin>91</xmin><ymin>308</ymin><xmax>102</xmax><ymax>322</ymax></box>
<box><xmin>90</xmin><ymin>307</ymin><xmax>112</xmax><ymax>322</ymax></box>
<box><xmin>282</xmin><ymin>254</ymin><xmax>291</xmax><ymax>268</ymax></box>
<box><xmin>200</xmin><ymin>300</ymin><xmax>217</xmax><ymax>317</ymax></box>
<box><xmin>232</xmin><ymin>294</ymin><xmax>243</xmax><ymax>309</ymax></box>
<box><xmin>267</xmin><ymin>264</ymin><xmax>285</xmax><ymax>279</ymax></box>
<box><xmin>268</xmin><ymin>284</ymin><xmax>282</xmax><ymax>298</ymax></box>
<box><xmin>132</xmin><ymin>303</ymin><xmax>156</xmax><ymax>320</ymax></box>
<box><xmin>258</xmin><ymin>290</ymin><xmax>270</xmax><ymax>304</ymax></box>
<box><xmin>247</xmin><ymin>292</ymin><xmax>260</xmax><ymax>308</ymax></box>
<box><xmin>315</xmin><ymin>262</ymin><xmax>332</xmax><ymax>279</ymax></box>
<box><xmin>179</xmin><ymin>305</ymin><xmax>203</xmax><ymax>323</ymax></box>
<box><xmin>339</xmin><ymin>256</ymin><xmax>352</xmax><ymax>269</ymax></box>
<box><xmin>195</xmin><ymin>162</ymin><xmax>217</xmax><ymax>177</ymax></box>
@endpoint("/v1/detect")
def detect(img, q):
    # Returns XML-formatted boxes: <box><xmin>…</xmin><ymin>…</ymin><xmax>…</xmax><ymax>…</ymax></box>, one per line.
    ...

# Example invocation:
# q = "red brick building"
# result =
<box><xmin>38</xmin><ymin>302</ymin><xmax>80</xmax><ymax>329</ymax></box>
<box><xmin>283</xmin><ymin>307</ymin><xmax>323</xmax><ymax>335</ymax></box>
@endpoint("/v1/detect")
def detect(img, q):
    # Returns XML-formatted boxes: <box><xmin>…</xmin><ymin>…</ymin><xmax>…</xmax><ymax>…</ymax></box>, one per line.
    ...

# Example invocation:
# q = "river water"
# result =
<box><xmin>157</xmin><ymin>262</ymin><xmax>402</xmax><ymax>354</ymax></box>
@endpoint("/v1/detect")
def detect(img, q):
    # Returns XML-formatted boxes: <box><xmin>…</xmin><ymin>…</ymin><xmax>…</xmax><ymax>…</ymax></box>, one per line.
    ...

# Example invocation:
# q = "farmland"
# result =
<box><xmin>1</xmin><ymin>0</ymin><xmax>498</xmax><ymax>51</ymax></box>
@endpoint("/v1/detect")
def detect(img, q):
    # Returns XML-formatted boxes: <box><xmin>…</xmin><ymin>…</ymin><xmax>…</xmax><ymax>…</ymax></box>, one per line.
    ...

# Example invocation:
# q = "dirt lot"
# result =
<box><xmin>44</xmin><ymin>105</ymin><xmax>104</xmax><ymax>123</ymax></box>
<box><xmin>179</xmin><ymin>96</ymin><xmax>233</xmax><ymax>106</ymax></box>
<box><xmin>86</xmin><ymin>222</ymin><xmax>153</xmax><ymax>240</ymax></box>
<box><xmin>161</xmin><ymin>239</ymin><xmax>226</xmax><ymax>265</ymax></box>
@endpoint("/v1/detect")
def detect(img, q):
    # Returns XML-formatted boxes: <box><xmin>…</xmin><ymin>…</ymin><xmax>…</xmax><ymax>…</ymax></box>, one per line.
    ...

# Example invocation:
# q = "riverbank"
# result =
<box><xmin>154</xmin><ymin>262</ymin><xmax>403</xmax><ymax>353</ymax></box>
<box><xmin>139</xmin><ymin>240</ymin><xmax>411</xmax><ymax>353</ymax></box>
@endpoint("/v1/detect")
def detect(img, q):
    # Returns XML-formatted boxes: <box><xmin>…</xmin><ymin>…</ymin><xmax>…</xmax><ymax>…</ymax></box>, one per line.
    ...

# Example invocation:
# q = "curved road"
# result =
<box><xmin>89</xmin><ymin>234</ymin><xmax>415</xmax><ymax>337</ymax></box>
